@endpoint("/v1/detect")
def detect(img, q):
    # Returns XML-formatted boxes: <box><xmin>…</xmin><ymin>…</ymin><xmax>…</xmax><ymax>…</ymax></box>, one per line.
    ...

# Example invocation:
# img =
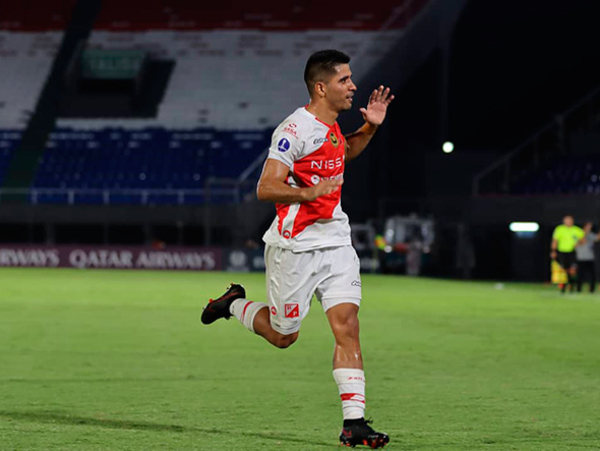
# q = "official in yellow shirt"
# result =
<box><xmin>551</xmin><ymin>215</ymin><xmax>585</xmax><ymax>293</ymax></box>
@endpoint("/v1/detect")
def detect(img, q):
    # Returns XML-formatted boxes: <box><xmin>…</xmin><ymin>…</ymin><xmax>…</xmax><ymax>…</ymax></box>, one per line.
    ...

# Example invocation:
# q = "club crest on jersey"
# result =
<box><xmin>284</xmin><ymin>303</ymin><xmax>300</xmax><ymax>318</ymax></box>
<box><xmin>278</xmin><ymin>138</ymin><xmax>290</xmax><ymax>152</ymax></box>
<box><xmin>329</xmin><ymin>132</ymin><xmax>339</xmax><ymax>147</ymax></box>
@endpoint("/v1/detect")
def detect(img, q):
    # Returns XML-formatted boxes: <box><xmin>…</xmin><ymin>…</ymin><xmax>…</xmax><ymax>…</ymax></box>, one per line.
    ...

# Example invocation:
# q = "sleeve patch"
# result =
<box><xmin>282</xmin><ymin>123</ymin><xmax>298</xmax><ymax>137</ymax></box>
<box><xmin>277</xmin><ymin>137</ymin><xmax>291</xmax><ymax>152</ymax></box>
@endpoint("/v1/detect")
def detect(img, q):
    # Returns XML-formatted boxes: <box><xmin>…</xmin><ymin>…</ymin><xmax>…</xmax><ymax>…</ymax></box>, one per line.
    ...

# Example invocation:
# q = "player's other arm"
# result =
<box><xmin>345</xmin><ymin>123</ymin><xmax>378</xmax><ymax>162</ymax></box>
<box><xmin>345</xmin><ymin>86</ymin><xmax>394</xmax><ymax>162</ymax></box>
<box><xmin>256</xmin><ymin>159</ymin><xmax>343</xmax><ymax>204</ymax></box>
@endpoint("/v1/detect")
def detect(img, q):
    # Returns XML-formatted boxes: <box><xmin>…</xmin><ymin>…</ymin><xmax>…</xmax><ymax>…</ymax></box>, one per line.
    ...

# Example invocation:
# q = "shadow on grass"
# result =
<box><xmin>0</xmin><ymin>410</ymin><xmax>335</xmax><ymax>448</ymax></box>
<box><xmin>1</xmin><ymin>377</ymin><xmax>212</xmax><ymax>384</ymax></box>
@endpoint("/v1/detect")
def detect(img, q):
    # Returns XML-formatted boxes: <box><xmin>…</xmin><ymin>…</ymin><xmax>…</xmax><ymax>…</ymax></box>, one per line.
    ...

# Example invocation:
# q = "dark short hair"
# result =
<box><xmin>304</xmin><ymin>49</ymin><xmax>351</xmax><ymax>95</ymax></box>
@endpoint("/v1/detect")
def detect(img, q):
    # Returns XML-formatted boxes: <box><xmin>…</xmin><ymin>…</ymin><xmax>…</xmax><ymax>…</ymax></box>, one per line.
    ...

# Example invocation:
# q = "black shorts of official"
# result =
<box><xmin>556</xmin><ymin>251</ymin><xmax>577</xmax><ymax>270</ymax></box>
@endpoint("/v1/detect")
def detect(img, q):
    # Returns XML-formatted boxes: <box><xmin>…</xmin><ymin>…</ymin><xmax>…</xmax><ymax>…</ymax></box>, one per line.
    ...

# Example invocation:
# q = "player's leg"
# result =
<box><xmin>327</xmin><ymin>302</ymin><xmax>362</xmax><ymax>368</ymax></box>
<box><xmin>568</xmin><ymin>255</ymin><xmax>578</xmax><ymax>293</ymax></box>
<box><xmin>576</xmin><ymin>260</ymin><xmax>584</xmax><ymax>292</ymax></box>
<box><xmin>258</xmin><ymin>244</ymin><xmax>323</xmax><ymax>347</ymax></box>
<box><xmin>201</xmin><ymin>283</ymin><xmax>300</xmax><ymax>348</ymax></box>
<box><xmin>201</xmin><ymin>245</ymin><xmax>313</xmax><ymax>349</ymax></box>
<box><xmin>200</xmin><ymin>283</ymin><xmax>268</xmax><ymax>331</ymax></box>
<box><xmin>326</xmin><ymin>303</ymin><xmax>388</xmax><ymax>448</ymax></box>
<box><xmin>317</xmin><ymin>246</ymin><xmax>389</xmax><ymax>448</ymax></box>
<box><xmin>252</xmin><ymin>307</ymin><xmax>299</xmax><ymax>348</ymax></box>
<box><xmin>557</xmin><ymin>253</ymin><xmax>571</xmax><ymax>293</ymax></box>
<box><xmin>580</xmin><ymin>261</ymin><xmax>594</xmax><ymax>293</ymax></box>
<box><xmin>579</xmin><ymin>261</ymin><xmax>593</xmax><ymax>293</ymax></box>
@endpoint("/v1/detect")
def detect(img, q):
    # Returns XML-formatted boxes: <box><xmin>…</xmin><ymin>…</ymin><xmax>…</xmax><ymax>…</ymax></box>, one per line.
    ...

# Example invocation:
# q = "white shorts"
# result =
<box><xmin>265</xmin><ymin>244</ymin><xmax>362</xmax><ymax>335</ymax></box>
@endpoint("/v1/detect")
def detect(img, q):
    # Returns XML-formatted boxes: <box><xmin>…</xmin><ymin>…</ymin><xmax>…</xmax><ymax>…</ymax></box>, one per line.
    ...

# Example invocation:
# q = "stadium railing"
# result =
<box><xmin>0</xmin><ymin>184</ymin><xmax>248</xmax><ymax>206</ymax></box>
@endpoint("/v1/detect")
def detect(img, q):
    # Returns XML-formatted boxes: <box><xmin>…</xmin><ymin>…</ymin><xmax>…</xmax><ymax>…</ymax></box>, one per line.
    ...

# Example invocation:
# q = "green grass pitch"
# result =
<box><xmin>1</xmin><ymin>268</ymin><xmax>599</xmax><ymax>450</ymax></box>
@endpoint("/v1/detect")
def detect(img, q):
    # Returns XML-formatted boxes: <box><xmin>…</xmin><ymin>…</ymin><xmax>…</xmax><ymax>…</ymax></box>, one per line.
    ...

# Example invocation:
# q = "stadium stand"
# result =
<box><xmin>0</xmin><ymin>2</ymin><xmax>75</xmax><ymax>187</ymax></box>
<box><xmin>0</xmin><ymin>2</ymin><xmax>75</xmax><ymax>128</ymax></box>
<box><xmin>33</xmin><ymin>127</ymin><xmax>269</xmax><ymax>204</ymax></box>
<box><xmin>92</xmin><ymin>0</ymin><xmax>427</xmax><ymax>31</ymax></box>
<box><xmin>474</xmin><ymin>83</ymin><xmax>600</xmax><ymax>197</ymax></box>
<box><xmin>0</xmin><ymin>32</ymin><xmax>64</xmax><ymax>129</ymax></box>
<box><xmin>0</xmin><ymin>1</ymin><xmax>75</xmax><ymax>31</ymax></box>
<box><xmin>2</xmin><ymin>0</ymin><xmax>430</xmax><ymax>205</ymax></box>
<box><xmin>514</xmin><ymin>157</ymin><xmax>600</xmax><ymax>196</ymax></box>
<box><xmin>71</xmin><ymin>0</ymin><xmax>426</xmax><ymax>129</ymax></box>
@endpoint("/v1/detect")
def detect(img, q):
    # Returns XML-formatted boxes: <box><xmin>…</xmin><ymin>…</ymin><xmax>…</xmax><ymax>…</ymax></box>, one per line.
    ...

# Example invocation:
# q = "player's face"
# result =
<box><xmin>563</xmin><ymin>216</ymin><xmax>574</xmax><ymax>227</ymax></box>
<box><xmin>325</xmin><ymin>64</ymin><xmax>357</xmax><ymax>112</ymax></box>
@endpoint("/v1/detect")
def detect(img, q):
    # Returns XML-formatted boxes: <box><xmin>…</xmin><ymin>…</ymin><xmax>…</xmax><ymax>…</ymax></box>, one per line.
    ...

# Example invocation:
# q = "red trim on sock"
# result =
<box><xmin>240</xmin><ymin>301</ymin><xmax>253</xmax><ymax>322</ymax></box>
<box><xmin>340</xmin><ymin>393</ymin><xmax>366</xmax><ymax>403</ymax></box>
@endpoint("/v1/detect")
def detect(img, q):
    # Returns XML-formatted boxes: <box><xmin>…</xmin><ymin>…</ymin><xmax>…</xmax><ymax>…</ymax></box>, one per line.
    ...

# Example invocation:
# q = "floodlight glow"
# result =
<box><xmin>509</xmin><ymin>222</ymin><xmax>540</xmax><ymax>232</ymax></box>
<box><xmin>442</xmin><ymin>141</ymin><xmax>454</xmax><ymax>153</ymax></box>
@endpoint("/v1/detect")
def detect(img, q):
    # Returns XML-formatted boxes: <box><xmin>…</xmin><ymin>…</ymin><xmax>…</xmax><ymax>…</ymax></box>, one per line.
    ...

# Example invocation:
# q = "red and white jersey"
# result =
<box><xmin>262</xmin><ymin>107</ymin><xmax>351</xmax><ymax>252</ymax></box>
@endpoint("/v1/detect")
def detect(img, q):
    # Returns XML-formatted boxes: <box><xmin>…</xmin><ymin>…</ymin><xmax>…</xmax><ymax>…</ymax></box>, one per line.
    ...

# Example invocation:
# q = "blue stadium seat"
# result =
<box><xmin>513</xmin><ymin>156</ymin><xmax>600</xmax><ymax>195</ymax></box>
<box><xmin>30</xmin><ymin>127</ymin><xmax>270</xmax><ymax>205</ymax></box>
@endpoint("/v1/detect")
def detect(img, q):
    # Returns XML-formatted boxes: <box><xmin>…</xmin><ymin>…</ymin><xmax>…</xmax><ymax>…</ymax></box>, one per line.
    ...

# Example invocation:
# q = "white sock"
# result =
<box><xmin>333</xmin><ymin>368</ymin><xmax>366</xmax><ymax>420</ymax></box>
<box><xmin>229</xmin><ymin>299</ymin><xmax>267</xmax><ymax>333</ymax></box>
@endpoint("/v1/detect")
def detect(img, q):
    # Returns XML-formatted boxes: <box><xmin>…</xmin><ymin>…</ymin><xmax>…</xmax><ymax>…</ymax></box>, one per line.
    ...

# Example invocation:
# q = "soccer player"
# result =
<box><xmin>201</xmin><ymin>49</ymin><xmax>393</xmax><ymax>448</ymax></box>
<box><xmin>551</xmin><ymin>215</ymin><xmax>585</xmax><ymax>294</ymax></box>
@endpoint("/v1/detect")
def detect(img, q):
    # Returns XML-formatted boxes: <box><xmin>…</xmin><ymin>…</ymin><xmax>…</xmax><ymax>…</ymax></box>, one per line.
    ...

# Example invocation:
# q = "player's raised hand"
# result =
<box><xmin>359</xmin><ymin>85</ymin><xmax>394</xmax><ymax>126</ymax></box>
<box><xmin>304</xmin><ymin>178</ymin><xmax>343</xmax><ymax>201</ymax></box>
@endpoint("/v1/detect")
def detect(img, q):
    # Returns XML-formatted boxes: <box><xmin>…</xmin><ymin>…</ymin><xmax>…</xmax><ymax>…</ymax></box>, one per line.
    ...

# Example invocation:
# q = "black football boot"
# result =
<box><xmin>339</xmin><ymin>418</ymin><xmax>390</xmax><ymax>449</ymax></box>
<box><xmin>200</xmin><ymin>284</ymin><xmax>246</xmax><ymax>325</ymax></box>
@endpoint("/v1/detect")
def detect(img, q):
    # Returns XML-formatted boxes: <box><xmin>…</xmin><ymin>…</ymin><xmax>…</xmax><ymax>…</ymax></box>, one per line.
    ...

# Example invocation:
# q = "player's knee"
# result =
<box><xmin>273</xmin><ymin>331</ymin><xmax>299</xmax><ymax>349</ymax></box>
<box><xmin>334</xmin><ymin>314</ymin><xmax>360</xmax><ymax>341</ymax></box>
<box><xmin>339</xmin><ymin>310</ymin><xmax>359</xmax><ymax>330</ymax></box>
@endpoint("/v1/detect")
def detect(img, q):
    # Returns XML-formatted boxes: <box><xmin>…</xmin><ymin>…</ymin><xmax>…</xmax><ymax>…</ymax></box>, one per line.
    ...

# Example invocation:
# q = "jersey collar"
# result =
<box><xmin>302</xmin><ymin>105</ymin><xmax>335</xmax><ymax>128</ymax></box>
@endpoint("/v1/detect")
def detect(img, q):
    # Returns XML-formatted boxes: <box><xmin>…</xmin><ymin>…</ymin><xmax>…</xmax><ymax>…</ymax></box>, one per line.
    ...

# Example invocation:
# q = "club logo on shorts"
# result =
<box><xmin>278</xmin><ymin>138</ymin><xmax>291</xmax><ymax>152</ymax></box>
<box><xmin>329</xmin><ymin>132</ymin><xmax>339</xmax><ymax>147</ymax></box>
<box><xmin>271</xmin><ymin>306</ymin><xmax>277</xmax><ymax>316</ymax></box>
<box><xmin>284</xmin><ymin>303</ymin><xmax>299</xmax><ymax>318</ymax></box>
<box><xmin>282</xmin><ymin>230</ymin><xmax>292</xmax><ymax>239</ymax></box>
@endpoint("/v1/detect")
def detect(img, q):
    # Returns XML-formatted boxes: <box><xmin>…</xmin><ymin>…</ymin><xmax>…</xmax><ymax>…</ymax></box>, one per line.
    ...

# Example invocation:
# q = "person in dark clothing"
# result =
<box><xmin>576</xmin><ymin>221</ymin><xmax>600</xmax><ymax>293</ymax></box>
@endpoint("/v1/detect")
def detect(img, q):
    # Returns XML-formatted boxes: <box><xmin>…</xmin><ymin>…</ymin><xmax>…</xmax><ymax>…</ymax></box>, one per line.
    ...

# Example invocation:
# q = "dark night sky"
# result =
<box><xmin>449</xmin><ymin>0</ymin><xmax>600</xmax><ymax>149</ymax></box>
